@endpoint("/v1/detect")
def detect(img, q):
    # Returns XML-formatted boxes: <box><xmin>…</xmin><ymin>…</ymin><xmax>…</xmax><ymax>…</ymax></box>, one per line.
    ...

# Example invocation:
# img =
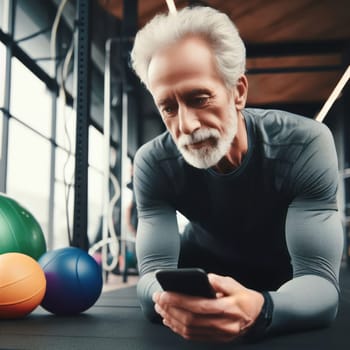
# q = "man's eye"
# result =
<box><xmin>190</xmin><ymin>96</ymin><xmax>209</xmax><ymax>107</ymax></box>
<box><xmin>161</xmin><ymin>105</ymin><xmax>177</xmax><ymax>117</ymax></box>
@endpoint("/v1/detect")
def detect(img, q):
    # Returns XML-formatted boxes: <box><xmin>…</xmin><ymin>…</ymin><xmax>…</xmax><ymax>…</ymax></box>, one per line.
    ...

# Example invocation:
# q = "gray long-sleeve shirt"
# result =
<box><xmin>134</xmin><ymin>108</ymin><xmax>344</xmax><ymax>334</ymax></box>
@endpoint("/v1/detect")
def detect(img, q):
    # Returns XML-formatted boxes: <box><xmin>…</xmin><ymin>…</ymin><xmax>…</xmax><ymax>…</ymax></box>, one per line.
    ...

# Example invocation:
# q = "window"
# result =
<box><xmin>0</xmin><ymin>111</ymin><xmax>3</xmax><ymax>156</ymax></box>
<box><xmin>53</xmin><ymin>181</ymin><xmax>73</xmax><ymax>249</ymax></box>
<box><xmin>10</xmin><ymin>58</ymin><xmax>52</xmax><ymax>138</ymax></box>
<box><xmin>14</xmin><ymin>0</ymin><xmax>54</xmax><ymax>75</ymax></box>
<box><xmin>6</xmin><ymin>118</ymin><xmax>51</xmax><ymax>241</ymax></box>
<box><xmin>88</xmin><ymin>125</ymin><xmax>104</xmax><ymax>245</ymax></box>
<box><xmin>0</xmin><ymin>110</ymin><xmax>5</xmax><ymax>191</ymax></box>
<box><xmin>56</xmin><ymin>95</ymin><xmax>76</xmax><ymax>152</ymax></box>
<box><xmin>88</xmin><ymin>167</ymin><xmax>104</xmax><ymax>245</ymax></box>
<box><xmin>55</xmin><ymin>146</ymin><xmax>75</xmax><ymax>184</ymax></box>
<box><xmin>0</xmin><ymin>42</ymin><xmax>6</xmax><ymax>108</ymax></box>
<box><xmin>88</xmin><ymin>126</ymin><xmax>104</xmax><ymax>170</ymax></box>
<box><xmin>53</xmin><ymin>146</ymin><xmax>75</xmax><ymax>249</ymax></box>
<box><xmin>1</xmin><ymin>0</ymin><xmax>113</xmax><ymax>256</ymax></box>
<box><xmin>0</xmin><ymin>0</ymin><xmax>9</xmax><ymax>32</ymax></box>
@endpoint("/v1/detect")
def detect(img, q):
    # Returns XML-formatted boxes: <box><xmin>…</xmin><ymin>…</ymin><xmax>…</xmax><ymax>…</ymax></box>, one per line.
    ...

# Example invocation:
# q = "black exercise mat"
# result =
<box><xmin>1</xmin><ymin>268</ymin><xmax>350</xmax><ymax>350</ymax></box>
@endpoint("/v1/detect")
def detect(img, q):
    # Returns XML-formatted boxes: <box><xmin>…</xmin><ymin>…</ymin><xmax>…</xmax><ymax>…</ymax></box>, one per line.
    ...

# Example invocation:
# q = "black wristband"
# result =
<box><xmin>246</xmin><ymin>291</ymin><xmax>274</xmax><ymax>340</ymax></box>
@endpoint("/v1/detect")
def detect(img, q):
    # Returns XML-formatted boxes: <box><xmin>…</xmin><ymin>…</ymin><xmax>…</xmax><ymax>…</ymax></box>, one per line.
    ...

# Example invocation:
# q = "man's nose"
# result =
<box><xmin>178</xmin><ymin>106</ymin><xmax>201</xmax><ymax>135</ymax></box>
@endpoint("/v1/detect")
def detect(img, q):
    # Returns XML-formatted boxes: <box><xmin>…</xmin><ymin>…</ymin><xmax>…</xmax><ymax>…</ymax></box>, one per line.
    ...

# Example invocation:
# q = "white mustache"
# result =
<box><xmin>177</xmin><ymin>128</ymin><xmax>220</xmax><ymax>148</ymax></box>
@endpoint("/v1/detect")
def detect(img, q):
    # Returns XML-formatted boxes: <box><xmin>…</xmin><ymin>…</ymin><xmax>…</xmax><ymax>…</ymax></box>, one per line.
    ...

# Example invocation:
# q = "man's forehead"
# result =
<box><xmin>152</xmin><ymin>35</ymin><xmax>211</xmax><ymax>59</ymax></box>
<box><xmin>147</xmin><ymin>37</ymin><xmax>215</xmax><ymax>80</ymax></box>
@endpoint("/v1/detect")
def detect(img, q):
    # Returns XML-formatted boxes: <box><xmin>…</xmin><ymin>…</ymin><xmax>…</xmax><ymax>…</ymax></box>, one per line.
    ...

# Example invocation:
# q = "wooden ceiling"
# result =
<box><xmin>98</xmin><ymin>0</ymin><xmax>350</xmax><ymax>116</ymax></box>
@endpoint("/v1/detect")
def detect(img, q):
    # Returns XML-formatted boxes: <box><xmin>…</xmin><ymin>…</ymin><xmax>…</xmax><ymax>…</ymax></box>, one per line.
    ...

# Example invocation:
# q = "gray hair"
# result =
<box><xmin>130</xmin><ymin>6</ymin><xmax>246</xmax><ymax>89</ymax></box>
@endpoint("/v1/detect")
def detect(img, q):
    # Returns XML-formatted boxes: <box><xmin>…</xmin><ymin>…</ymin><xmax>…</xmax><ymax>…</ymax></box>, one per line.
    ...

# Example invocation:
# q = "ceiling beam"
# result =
<box><xmin>246</xmin><ymin>39</ymin><xmax>348</xmax><ymax>58</ymax></box>
<box><xmin>247</xmin><ymin>64</ymin><xmax>342</xmax><ymax>75</ymax></box>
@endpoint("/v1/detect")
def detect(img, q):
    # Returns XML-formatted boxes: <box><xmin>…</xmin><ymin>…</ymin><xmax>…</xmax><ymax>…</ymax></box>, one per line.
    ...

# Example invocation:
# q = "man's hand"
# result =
<box><xmin>153</xmin><ymin>273</ymin><xmax>264</xmax><ymax>343</ymax></box>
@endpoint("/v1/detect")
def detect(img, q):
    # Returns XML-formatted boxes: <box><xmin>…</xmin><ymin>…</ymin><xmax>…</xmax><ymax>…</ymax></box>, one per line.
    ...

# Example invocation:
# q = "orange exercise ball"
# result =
<box><xmin>0</xmin><ymin>252</ymin><xmax>46</xmax><ymax>318</ymax></box>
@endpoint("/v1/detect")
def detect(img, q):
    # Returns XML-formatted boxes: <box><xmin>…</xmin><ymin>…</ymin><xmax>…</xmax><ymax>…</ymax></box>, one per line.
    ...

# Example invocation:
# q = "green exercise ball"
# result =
<box><xmin>0</xmin><ymin>193</ymin><xmax>46</xmax><ymax>260</ymax></box>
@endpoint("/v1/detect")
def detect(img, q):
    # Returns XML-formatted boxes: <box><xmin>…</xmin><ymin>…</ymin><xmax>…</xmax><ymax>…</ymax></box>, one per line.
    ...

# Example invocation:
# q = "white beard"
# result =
<box><xmin>176</xmin><ymin>108</ymin><xmax>238</xmax><ymax>169</ymax></box>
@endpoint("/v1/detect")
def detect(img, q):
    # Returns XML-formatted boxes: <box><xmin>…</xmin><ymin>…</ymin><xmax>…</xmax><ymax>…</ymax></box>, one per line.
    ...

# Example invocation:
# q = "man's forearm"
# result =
<box><xmin>269</xmin><ymin>275</ymin><xmax>339</xmax><ymax>334</ymax></box>
<box><xmin>137</xmin><ymin>272</ymin><xmax>162</xmax><ymax>322</ymax></box>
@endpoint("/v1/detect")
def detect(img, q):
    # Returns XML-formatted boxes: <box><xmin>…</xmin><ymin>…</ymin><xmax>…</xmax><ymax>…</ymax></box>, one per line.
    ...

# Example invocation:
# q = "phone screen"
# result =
<box><xmin>155</xmin><ymin>268</ymin><xmax>216</xmax><ymax>298</ymax></box>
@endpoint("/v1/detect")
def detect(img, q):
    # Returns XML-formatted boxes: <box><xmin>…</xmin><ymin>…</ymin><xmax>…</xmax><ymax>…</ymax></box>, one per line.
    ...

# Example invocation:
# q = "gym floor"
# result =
<box><xmin>102</xmin><ymin>273</ymin><xmax>139</xmax><ymax>293</ymax></box>
<box><xmin>1</xmin><ymin>267</ymin><xmax>350</xmax><ymax>350</ymax></box>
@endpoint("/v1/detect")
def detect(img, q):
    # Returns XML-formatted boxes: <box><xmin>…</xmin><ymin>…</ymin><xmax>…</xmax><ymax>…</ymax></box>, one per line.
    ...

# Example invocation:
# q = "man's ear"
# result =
<box><xmin>233</xmin><ymin>75</ymin><xmax>248</xmax><ymax>110</ymax></box>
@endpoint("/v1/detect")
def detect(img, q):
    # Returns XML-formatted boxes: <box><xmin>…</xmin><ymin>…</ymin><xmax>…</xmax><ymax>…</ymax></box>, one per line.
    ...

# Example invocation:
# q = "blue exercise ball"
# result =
<box><xmin>38</xmin><ymin>247</ymin><xmax>103</xmax><ymax>315</ymax></box>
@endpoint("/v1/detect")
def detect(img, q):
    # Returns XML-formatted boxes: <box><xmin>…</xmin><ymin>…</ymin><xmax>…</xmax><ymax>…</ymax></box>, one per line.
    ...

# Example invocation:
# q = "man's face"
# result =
<box><xmin>147</xmin><ymin>36</ymin><xmax>239</xmax><ymax>169</ymax></box>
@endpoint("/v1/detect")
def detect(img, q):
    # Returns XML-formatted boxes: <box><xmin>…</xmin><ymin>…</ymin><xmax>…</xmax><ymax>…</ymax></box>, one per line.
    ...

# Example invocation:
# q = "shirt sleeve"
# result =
<box><xmin>133</xmin><ymin>144</ymin><xmax>180</xmax><ymax>321</ymax></box>
<box><xmin>269</xmin><ymin>123</ymin><xmax>344</xmax><ymax>333</ymax></box>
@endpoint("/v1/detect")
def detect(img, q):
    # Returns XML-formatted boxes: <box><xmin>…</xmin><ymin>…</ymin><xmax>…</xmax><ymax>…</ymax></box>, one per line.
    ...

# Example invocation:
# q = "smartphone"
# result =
<box><xmin>155</xmin><ymin>268</ymin><xmax>216</xmax><ymax>298</ymax></box>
